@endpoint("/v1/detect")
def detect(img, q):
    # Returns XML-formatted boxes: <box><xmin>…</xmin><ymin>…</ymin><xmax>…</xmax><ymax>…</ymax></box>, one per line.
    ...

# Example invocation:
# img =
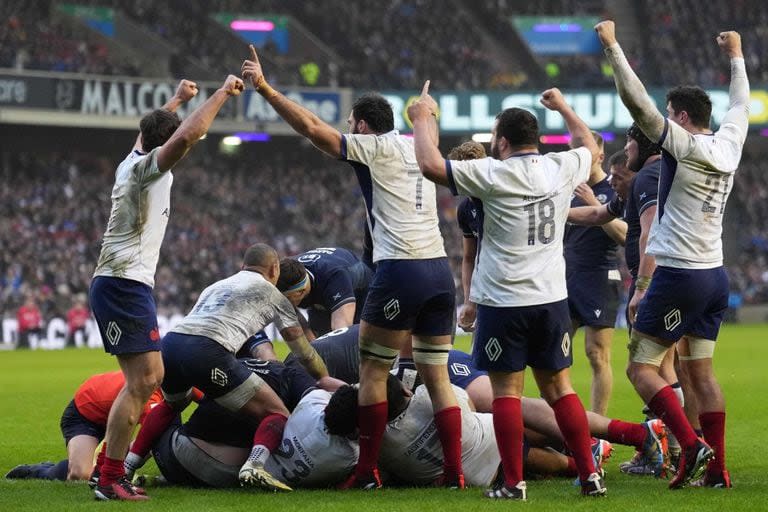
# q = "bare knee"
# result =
<box><xmin>67</xmin><ymin>463</ymin><xmax>92</xmax><ymax>481</ymax></box>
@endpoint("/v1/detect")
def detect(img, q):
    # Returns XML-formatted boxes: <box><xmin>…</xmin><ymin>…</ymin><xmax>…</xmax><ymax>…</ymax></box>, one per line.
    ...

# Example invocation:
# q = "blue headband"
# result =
<box><xmin>284</xmin><ymin>274</ymin><xmax>309</xmax><ymax>292</ymax></box>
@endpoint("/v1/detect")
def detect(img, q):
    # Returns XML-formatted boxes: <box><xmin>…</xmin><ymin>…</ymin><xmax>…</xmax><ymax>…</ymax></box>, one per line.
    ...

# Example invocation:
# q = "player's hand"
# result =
<box><xmin>220</xmin><ymin>74</ymin><xmax>245</xmax><ymax>96</ymax></box>
<box><xmin>316</xmin><ymin>376</ymin><xmax>347</xmax><ymax>392</ymax></box>
<box><xmin>539</xmin><ymin>88</ymin><xmax>567</xmax><ymax>112</ymax></box>
<box><xmin>174</xmin><ymin>79</ymin><xmax>199</xmax><ymax>103</ymax></box>
<box><xmin>241</xmin><ymin>44</ymin><xmax>266</xmax><ymax>88</ymax></box>
<box><xmin>628</xmin><ymin>288</ymin><xmax>646</xmax><ymax>325</ymax></box>
<box><xmin>574</xmin><ymin>183</ymin><xmax>600</xmax><ymax>206</ymax></box>
<box><xmin>458</xmin><ymin>302</ymin><xmax>477</xmax><ymax>332</ymax></box>
<box><xmin>717</xmin><ymin>31</ymin><xmax>743</xmax><ymax>58</ymax></box>
<box><xmin>594</xmin><ymin>20</ymin><xmax>617</xmax><ymax>48</ymax></box>
<box><xmin>406</xmin><ymin>80</ymin><xmax>439</xmax><ymax>122</ymax></box>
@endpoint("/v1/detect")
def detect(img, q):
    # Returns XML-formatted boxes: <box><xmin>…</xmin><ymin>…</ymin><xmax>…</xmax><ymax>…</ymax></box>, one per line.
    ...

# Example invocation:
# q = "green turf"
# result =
<box><xmin>1</xmin><ymin>325</ymin><xmax>766</xmax><ymax>511</ymax></box>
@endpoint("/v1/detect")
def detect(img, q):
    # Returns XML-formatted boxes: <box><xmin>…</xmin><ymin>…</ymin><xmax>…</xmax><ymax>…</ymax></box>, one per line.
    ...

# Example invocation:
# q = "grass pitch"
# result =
<box><xmin>1</xmin><ymin>324</ymin><xmax>767</xmax><ymax>511</ymax></box>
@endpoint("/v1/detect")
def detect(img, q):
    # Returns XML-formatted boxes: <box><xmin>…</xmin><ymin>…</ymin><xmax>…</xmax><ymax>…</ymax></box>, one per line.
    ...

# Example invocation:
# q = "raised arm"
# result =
<box><xmin>717</xmin><ymin>31</ymin><xmax>750</xmax><ymax>141</ymax></box>
<box><xmin>595</xmin><ymin>21</ymin><xmax>665</xmax><ymax>142</ymax></box>
<box><xmin>242</xmin><ymin>45</ymin><xmax>342</xmax><ymax>158</ymax></box>
<box><xmin>156</xmin><ymin>75</ymin><xmax>244</xmax><ymax>172</ymax></box>
<box><xmin>408</xmin><ymin>81</ymin><xmax>447</xmax><ymax>185</ymax></box>
<box><xmin>132</xmin><ymin>79</ymin><xmax>199</xmax><ymax>152</ymax></box>
<box><xmin>540</xmin><ymin>88</ymin><xmax>599</xmax><ymax>165</ymax></box>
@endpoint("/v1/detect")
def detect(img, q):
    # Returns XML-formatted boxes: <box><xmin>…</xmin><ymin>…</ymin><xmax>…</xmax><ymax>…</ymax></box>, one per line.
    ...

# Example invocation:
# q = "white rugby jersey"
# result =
<box><xmin>342</xmin><ymin>131</ymin><xmax>446</xmax><ymax>262</ymax></box>
<box><xmin>448</xmin><ymin>148</ymin><xmax>591</xmax><ymax>306</ymax></box>
<box><xmin>171</xmin><ymin>271</ymin><xmax>299</xmax><ymax>353</ymax></box>
<box><xmin>647</xmin><ymin>59</ymin><xmax>749</xmax><ymax>268</ymax></box>
<box><xmin>93</xmin><ymin>149</ymin><xmax>173</xmax><ymax>288</ymax></box>
<box><xmin>265</xmin><ymin>389</ymin><xmax>358</xmax><ymax>487</ymax></box>
<box><xmin>379</xmin><ymin>385</ymin><xmax>499</xmax><ymax>487</ymax></box>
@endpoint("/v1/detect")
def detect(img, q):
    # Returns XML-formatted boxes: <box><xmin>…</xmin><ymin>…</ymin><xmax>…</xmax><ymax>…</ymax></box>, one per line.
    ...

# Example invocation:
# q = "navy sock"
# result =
<box><xmin>41</xmin><ymin>460</ymin><xmax>69</xmax><ymax>480</ymax></box>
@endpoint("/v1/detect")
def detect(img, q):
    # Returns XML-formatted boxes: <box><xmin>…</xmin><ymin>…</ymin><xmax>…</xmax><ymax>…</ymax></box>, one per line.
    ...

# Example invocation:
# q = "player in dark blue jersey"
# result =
<box><xmin>564</xmin><ymin>132</ymin><xmax>626</xmax><ymax>416</ymax></box>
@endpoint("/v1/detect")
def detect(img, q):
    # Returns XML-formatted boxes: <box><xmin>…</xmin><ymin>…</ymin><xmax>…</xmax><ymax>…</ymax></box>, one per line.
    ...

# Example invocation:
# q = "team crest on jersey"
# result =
<box><xmin>333</xmin><ymin>292</ymin><xmax>342</xmax><ymax>301</ymax></box>
<box><xmin>106</xmin><ymin>321</ymin><xmax>122</xmax><ymax>346</ymax></box>
<box><xmin>597</xmin><ymin>194</ymin><xmax>607</xmax><ymax>204</ymax></box>
<box><xmin>664</xmin><ymin>309</ymin><xmax>682</xmax><ymax>331</ymax></box>
<box><xmin>211</xmin><ymin>368</ymin><xmax>228</xmax><ymax>387</ymax></box>
<box><xmin>485</xmin><ymin>337</ymin><xmax>502</xmax><ymax>362</ymax></box>
<box><xmin>384</xmin><ymin>298</ymin><xmax>400</xmax><ymax>320</ymax></box>
<box><xmin>561</xmin><ymin>333</ymin><xmax>571</xmax><ymax>357</ymax></box>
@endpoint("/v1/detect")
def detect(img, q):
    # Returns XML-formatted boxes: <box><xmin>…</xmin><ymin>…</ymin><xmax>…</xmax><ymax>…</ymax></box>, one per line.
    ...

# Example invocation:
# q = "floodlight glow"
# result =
<box><xmin>471</xmin><ymin>133</ymin><xmax>492</xmax><ymax>143</ymax></box>
<box><xmin>222</xmin><ymin>136</ymin><xmax>242</xmax><ymax>146</ymax></box>
<box><xmin>230</xmin><ymin>20</ymin><xmax>275</xmax><ymax>31</ymax></box>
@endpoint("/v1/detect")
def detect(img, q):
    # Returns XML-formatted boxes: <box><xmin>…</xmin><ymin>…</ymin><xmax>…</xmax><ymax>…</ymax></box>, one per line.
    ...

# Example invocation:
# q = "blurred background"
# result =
<box><xmin>1</xmin><ymin>0</ymin><xmax>767</xmax><ymax>349</ymax></box>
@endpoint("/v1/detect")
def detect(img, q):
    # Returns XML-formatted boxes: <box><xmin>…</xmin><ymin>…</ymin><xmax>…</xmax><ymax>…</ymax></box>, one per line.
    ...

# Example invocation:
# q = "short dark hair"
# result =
<box><xmin>666</xmin><ymin>86</ymin><xmax>712</xmax><ymax>129</ymax></box>
<box><xmin>448</xmin><ymin>141</ymin><xmax>487</xmax><ymax>160</ymax></box>
<box><xmin>139</xmin><ymin>109</ymin><xmax>181</xmax><ymax>152</ymax></box>
<box><xmin>495</xmin><ymin>108</ymin><xmax>539</xmax><ymax>148</ymax></box>
<box><xmin>352</xmin><ymin>93</ymin><xmax>394</xmax><ymax>134</ymax></box>
<box><xmin>242</xmin><ymin>243</ymin><xmax>277</xmax><ymax>268</ymax></box>
<box><xmin>324</xmin><ymin>385</ymin><xmax>358</xmax><ymax>436</ymax></box>
<box><xmin>608</xmin><ymin>149</ymin><xmax>627</xmax><ymax>168</ymax></box>
<box><xmin>276</xmin><ymin>258</ymin><xmax>307</xmax><ymax>292</ymax></box>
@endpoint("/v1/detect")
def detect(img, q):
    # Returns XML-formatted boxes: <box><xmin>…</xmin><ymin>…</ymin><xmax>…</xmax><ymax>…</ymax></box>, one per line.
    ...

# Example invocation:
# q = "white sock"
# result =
<box><xmin>247</xmin><ymin>445</ymin><xmax>269</xmax><ymax>466</ymax></box>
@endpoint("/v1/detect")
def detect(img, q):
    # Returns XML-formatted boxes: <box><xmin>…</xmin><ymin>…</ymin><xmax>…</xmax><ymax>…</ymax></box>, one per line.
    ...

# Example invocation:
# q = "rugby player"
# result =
<box><xmin>410</xmin><ymin>84</ymin><xmax>605</xmax><ymax>499</ymax></box>
<box><xmin>242</xmin><ymin>48</ymin><xmax>463</xmax><ymax>489</ymax></box>
<box><xmin>89</xmin><ymin>75</ymin><xmax>244</xmax><ymax>501</ymax></box>
<box><xmin>595</xmin><ymin>21</ymin><xmax>747</xmax><ymax>489</ymax></box>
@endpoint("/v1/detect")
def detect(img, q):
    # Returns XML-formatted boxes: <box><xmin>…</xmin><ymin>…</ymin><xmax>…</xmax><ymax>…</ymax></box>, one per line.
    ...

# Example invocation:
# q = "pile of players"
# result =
<box><xmin>6</xmin><ymin>21</ymin><xmax>746</xmax><ymax>501</ymax></box>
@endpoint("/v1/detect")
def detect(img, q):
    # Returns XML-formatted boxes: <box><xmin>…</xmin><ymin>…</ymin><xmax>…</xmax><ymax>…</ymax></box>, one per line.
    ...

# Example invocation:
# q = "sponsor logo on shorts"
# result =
<box><xmin>485</xmin><ymin>337</ymin><xmax>502</xmax><ymax>362</ymax></box>
<box><xmin>561</xmin><ymin>333</ymin><xmax>571</xmax><ymax>357</ymax></box>
<box><xmin>594</xmin><ymin>309</ymin><xmax>602</xmax><ymax>318</ymax></box>
<box><xmin>451</xmin><ymin>362</ymin><xmax>471</xmax><ymax>376</ymax></box>
<box><xmin>211</xmin><ymin>368</ymin><xmax>228</xmax><ymax>387</ymax></box>
<box><xmin>106</xmin><ymin>321</ymin><xmax>122</xmax><ymax>346</ymax></box>
<box><xmin>664</xmin><ymin>308</ymin><xmax>682</xmax><ymax>331</ymax></box>
<box><xmin>384</xmin><ymin>298</ymin><xmax>400</xmax><ymax>320</ymax></box>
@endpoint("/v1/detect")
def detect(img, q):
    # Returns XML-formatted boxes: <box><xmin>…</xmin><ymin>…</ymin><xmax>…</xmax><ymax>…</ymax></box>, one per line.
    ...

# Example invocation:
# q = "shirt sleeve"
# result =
<box><xmin>341</xmin><ymin>134</ymin><xmax>380</xmax><ymax>165</ymax></box>
<box><xmin>271</xmin><ymin>292</ymin><xmax>301</xmax><ymax>331</ymax></box>
<box><xmin>456</xmin><ymin>199</ymin><xmax>477</xmax><ymax>238</ymax></box>
<box><xmin>658</xmin><ymin>118</ymin><xmax>696</xmax><ymax>161</ymax></box>
<box><xmin>132</xmin><ymin>147</ymin><xmax>163</xmax><ymax>184</ymax></box>
<box><xmin>606</xmin><ymin>196</ymin><xmax>625</xmax><ymax>218</ymax></box>
<box><xmin>320</xmin><ymin>270</ymin><xmax>356</xmax><ymax>312</ymax></box>
<box><xmin>545</xmin><ymin>147</ymin><xmax>591</xmax><ymax>191</ymax></box>
<box><xmin>635</xmin><ymin>172</ymin><xmax>659</xmax><ymax>216</ymax></box>
<box><xmin>446</xmin><ymin>158</ymin><xmax>495</xmax><ymax>199</ymax></box>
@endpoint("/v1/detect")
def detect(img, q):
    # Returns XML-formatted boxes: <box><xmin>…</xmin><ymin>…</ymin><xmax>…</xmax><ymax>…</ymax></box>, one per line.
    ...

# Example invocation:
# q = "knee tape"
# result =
<box><xmin>214</xmin><ymin>373</ymin><xmax>264</xmax><ymax>412</ymax></box>
<box><xmin>359</xmin><ymin>339</ymin><xmax>399</xmax><ymax>365</ymax></box>
<box><xmin>412</xmin><ymin>340</ymin><xmax>451</xmax><ymax>365</ymax></box>
<box><xmin>679</xmin><ymin>337</ymin><xmax>716</xmax><ymax>360</ymax></box>
<box><xmin>627</xmin><ymin>331</ymin><xmax>669</xmax><ymax>367</ymax></box>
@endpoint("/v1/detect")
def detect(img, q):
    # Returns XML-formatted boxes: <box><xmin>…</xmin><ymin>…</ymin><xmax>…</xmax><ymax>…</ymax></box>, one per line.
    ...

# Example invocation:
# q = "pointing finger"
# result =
<box><xmin>249</xmin><ymin>44</ymin><xmax>259</xmax><ymax>62</ymax></box>
<box><xmin>421</xmin><ymin>80</ymin><xmax>430</xmax><ymax>97</ymax></box>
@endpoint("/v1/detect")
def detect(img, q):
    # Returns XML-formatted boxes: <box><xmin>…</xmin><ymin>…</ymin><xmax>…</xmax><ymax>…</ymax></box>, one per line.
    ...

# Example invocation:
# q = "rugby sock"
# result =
<box><xmin>434</xmin><ymin>406</ymin><xmax>463</xmax><ymax>478</ymax></box>
<box><xmin>99</xmin><ymin>456</ymin><xmax>125</xmax><ymax>487</ymax></box>
<box><xmin>249</xmin><ymin>413</ymin><xmax>288</xmax><ymax>465</ymax></box>
<box><xmin>700</xmin><ymin>412</ymin><xmax>726</xmax><ymax>474</ymax></box>
<box><xmin>671</xmin><ymin>382</ymin><xmax>685</xmax><ymax>407</ymax></box>
<box><xmin>355</xmin><ymin>401</ymin><xmax>388</xmax><ymax>477</ymax></box>
<box><xmin>129</xmin><ymin>400</ymin><xmax>177</xmax><ymax>459</ymax></box>
<box><xmin>648</xmin><ymin>386</ymin><xmax>698</xmax><ymax>449</ymax></box>
<box><xmin>565</xmin><ymin>456</ymin><xmax>579</xmax><ymax>477</ymax></box>
<box><xmin>492</xmin><ymin>396</ymin><xmax>524</xmax><ymax>486</ymax></box>
<box><xmin>552</xmin><ymin>394</ymin><xmax>596</xmax><ymax>483</ymax></box>
<box><xmin>96</xmin><ymin>442</ymin><xmax>107</xmax><ymax>470</ymax></box>
<box><xmin>41</xmin><ymin>460</ymin><xmax>69</xmax><ymax>480</ymax></box>
<box><xmin>606</xmin><ymin>419</ymin><xmax>647</xmax><ymax>450</ymax></box>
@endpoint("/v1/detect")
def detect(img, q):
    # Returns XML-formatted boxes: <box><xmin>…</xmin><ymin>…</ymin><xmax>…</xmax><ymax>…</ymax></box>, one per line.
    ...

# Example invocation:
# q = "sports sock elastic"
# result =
<box><xmin>670</xmin><ymin>382</ymin><xmax>685</xmax><ymax>407</ymax></box>
<box><xmin>606</xmin><ymin>419</ymin><xmax>647</xmax><ymax>450</ymax></box>
<box><xmin>648</xmin><ymin>386</ymin><xmax>698</xmax><ymax>450</ymax></box>
<box><xmin>434</xmin><ymin>406</ymin><xmax>463</xmax><ymax>478</ymax></box>
<box><xmin>552</xmin><ymin>393</ymin><xmax>596</xmax><ymax>483</ymax></box>
<box><xmin>492</xmin><ymin>396</ymin><xmax>524</xmax><ymax>486</ymax></box>
<box><xmin>700</xmin><ymin>411</ymin><xmax>726</xmax><ymax>474</ymax></box>
<box><xmin>355</xmin><ymin>401</ymin><xmax>388</xmax><ymax>477</ymax></box>
<box><xmin>248</xmin><ymin>413</ymin><xmax>288</xmax><ymax>465</ymax></box>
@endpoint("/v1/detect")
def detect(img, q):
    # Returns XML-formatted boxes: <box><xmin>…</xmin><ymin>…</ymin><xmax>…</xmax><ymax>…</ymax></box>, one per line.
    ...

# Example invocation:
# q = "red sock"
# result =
<box><xmin>130</xmin><ymin>400</ymin><xmax>177</xmax><ymax>458</ymax></box>
<box><xmin>355</xmin><ymin>402</ymin><xmax>388</xmax><ymax>477</ymax></box>
<box><xmin>252</xmin><ymin>413</ymin><xmax>288</xmax><ymax>453</ymax></box>
<box><xmin>492</xmin><ymin>397</ymin><xmax>524</xmax><ymax>487</ymax></box>
<box><xmin>565</xmin><ymin>456</ymin><xmax>578</xmax><ymax>477</ymax></box>
<box><xmin>699</xmin><ymin>411</ymin><xmax>726</xmax><ymax>474</ymax></box>
<box><xmin>96</xmin><ymin>442</ymin><xmax>107</xmax><ymax>470</ymax></box>
<box><xmin>434</xmin><ymin>406</ymin><xmax>463</xmax><ymax>477</ymax></box>
<box><xmin>606</xmin><ymin>419</ymin><xmax>647</xmax><ymax>450</ymax></box>
<box><xmin>648</xmin><ymin>386</ymin><xmax>698</xmax><ymax>449</ymax></box>
<box><xmin>552</xmin><ymin>394</ymin><xmax>595</xmax><ymax>483</ymax></box>
<box><xmin>99</xmin><ymin>456</ymin><xmax>125</xmax><ymax>486</ymax></box>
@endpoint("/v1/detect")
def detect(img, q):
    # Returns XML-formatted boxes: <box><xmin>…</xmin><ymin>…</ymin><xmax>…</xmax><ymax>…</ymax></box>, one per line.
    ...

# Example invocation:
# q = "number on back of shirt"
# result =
<box><xmin>701</xmin><ymin>174</ymin><xmax>729</xmax><ymax>215</ymax></box>
<box><xmin>523</xmin><ymin>198</ymin><xmax>556</xmax><ymax>245</ymax></box>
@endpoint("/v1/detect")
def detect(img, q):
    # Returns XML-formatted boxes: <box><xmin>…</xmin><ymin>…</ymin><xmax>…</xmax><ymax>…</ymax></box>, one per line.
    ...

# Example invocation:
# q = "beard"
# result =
<box><xmin>490</xmin><ymin>142</ymin><xmax>501</xmax><ymax>160</ymax></box>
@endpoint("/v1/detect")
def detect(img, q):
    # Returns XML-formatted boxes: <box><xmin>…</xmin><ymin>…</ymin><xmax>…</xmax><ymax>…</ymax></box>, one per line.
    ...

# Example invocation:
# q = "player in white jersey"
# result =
<box><xmin>410</xmin><ymin>84</ymin><xmax>605</xmax><ymax>500</ymax></box>
<box><xmin>242</xmin><ymin>48</ymin><xmax>463</xmax><ymax>489</ymax></box>
<box><xmin>123</xmin><ymin>244</ymin><xmax>339</xmax><ymax>493</ymax></box>
<box><xmin>596</xmin><ymin>22</ymin><xmax>748</xmax><ymax>490</ymax></box>
<box><xmin>88</xmin><ymin>75</ymin><xmax>244</xmax><ymax>501</ymax></box>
